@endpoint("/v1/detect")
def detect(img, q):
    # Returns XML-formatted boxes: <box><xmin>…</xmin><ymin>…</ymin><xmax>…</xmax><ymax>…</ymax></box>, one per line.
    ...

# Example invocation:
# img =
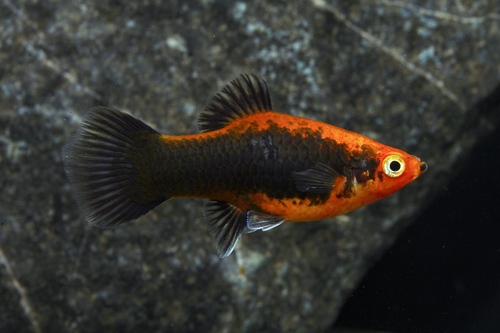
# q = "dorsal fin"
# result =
<box><xmin>198</xmin><ymin>74</ymin><xmax>273</xmax><ymax>132</ymax></box>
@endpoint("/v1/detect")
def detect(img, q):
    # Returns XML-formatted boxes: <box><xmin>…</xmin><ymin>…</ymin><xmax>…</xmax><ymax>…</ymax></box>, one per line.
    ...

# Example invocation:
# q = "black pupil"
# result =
<box><xmin>389</xmin><ymin>160</ymin><xmax>401</xmax><ymax>172</ymax></box>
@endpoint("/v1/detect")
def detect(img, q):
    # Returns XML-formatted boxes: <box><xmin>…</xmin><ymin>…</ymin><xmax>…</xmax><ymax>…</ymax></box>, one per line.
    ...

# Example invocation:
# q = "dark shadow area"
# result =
<box><xmin>333</xmin><ymin>119</ymin><xmax>500</xmax><ymax>332</ymax></box>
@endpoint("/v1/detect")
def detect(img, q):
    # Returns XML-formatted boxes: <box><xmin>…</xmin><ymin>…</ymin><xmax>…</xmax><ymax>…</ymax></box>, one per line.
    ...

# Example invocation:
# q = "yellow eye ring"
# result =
<box><xmin>383</xmin><ymin>155</ymin><xmax>405</xmax><ymax>177</ymax></box>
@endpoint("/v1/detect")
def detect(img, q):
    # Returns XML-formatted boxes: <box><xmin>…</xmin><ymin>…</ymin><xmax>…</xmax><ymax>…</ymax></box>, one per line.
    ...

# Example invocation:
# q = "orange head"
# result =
<box><xmin>372</xmin><ymin>148</ymin><xmax>427</xmax><ymax>199</ymax></box>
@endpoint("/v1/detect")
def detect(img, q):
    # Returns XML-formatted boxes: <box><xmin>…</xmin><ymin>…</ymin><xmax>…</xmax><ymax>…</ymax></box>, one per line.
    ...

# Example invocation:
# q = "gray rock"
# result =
<box><xmin>1</xmin><ymin>0</ymin><xmax>499</xmax><ymax>332</ymax></box>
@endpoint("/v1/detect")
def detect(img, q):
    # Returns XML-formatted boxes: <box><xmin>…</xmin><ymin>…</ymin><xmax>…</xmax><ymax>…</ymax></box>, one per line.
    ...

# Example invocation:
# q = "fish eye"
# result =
<box><xmin>390</xmin><ymin>161</ymin><xmax>400</xmax><ymax>172</ymax></box>
<box><xmin>383</xmin><ymin>155</ymin><xmax>405</xmax><ymax>177</ymax></box>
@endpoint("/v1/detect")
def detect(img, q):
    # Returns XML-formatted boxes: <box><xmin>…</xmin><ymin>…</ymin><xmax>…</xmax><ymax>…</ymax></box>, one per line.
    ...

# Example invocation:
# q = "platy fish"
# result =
<box><xmin>62</xmin><ymin>74</ymin><xmax>427</xmax><ymax>258</ymax></box>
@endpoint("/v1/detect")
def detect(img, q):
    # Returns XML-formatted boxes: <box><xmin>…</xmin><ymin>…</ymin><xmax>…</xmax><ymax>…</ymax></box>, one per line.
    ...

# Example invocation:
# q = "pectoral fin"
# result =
<box><xmin>292</xmin><ymin>163</ymin><xmax>341</xmax><ymax>193</ymax></box>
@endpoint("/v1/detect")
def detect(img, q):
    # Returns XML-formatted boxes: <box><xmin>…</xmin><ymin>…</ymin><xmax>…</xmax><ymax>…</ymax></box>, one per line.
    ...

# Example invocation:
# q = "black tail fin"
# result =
<box><xmin>62</xmin><ymin>107</ymin><xmax>166</xmax><ymax>228</ymax></box>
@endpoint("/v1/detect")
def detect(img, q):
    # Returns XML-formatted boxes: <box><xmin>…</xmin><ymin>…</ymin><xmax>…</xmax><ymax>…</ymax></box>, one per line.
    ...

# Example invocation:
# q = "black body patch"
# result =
<box><xmin>158</xmin><ymin>122</ymin><xmax>380</xmax><ymax>204</ymax></box>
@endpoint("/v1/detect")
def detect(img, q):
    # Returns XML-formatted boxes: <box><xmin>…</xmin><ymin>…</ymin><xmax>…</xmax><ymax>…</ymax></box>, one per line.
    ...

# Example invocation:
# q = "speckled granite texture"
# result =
<box><xmin>1</xmin><ymin>0</ymin><xmax>499</xmax><ymax>332</ymax></box>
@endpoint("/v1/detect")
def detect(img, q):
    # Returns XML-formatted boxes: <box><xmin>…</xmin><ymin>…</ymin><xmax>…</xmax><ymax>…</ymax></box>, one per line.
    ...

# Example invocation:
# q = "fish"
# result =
<box><xmin>62</xmin><ymin>74</ymin><xmax>427</xmax><ymax>258</ymax></box>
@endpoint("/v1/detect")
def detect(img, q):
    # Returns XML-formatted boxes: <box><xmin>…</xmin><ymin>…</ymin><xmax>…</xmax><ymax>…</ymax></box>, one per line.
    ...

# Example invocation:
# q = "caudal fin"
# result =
<box><xmin>62</xmin><ymin>107</ymin><xmax>166</xmax><ymax>228</ymax></box>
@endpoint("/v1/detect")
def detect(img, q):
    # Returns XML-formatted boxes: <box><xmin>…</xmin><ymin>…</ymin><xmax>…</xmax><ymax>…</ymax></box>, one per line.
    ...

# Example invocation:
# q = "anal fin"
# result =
<box><xmin>204</xmin><ymin>200</ymin><xmax>285</xmax><ymax>258</ymax></box>
<box><xmin>204</xmin><ymin>200</ymin><xmax>247</xmax><ymax>258</ymax></box>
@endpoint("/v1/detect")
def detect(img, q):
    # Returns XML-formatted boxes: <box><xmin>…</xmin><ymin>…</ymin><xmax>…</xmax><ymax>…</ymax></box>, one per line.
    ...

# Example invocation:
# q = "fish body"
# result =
<box><xmin>62</xmin><ymin>74</ymin><xmax>427</xmax><ymax>257</ymax></box>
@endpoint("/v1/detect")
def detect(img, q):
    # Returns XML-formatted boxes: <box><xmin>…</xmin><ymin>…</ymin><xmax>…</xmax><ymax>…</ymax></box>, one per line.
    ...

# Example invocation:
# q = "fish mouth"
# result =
<box><xmin>419</xmin><ymin>162</ymin><xmax>428</xmax><ymax>173</ymax></box>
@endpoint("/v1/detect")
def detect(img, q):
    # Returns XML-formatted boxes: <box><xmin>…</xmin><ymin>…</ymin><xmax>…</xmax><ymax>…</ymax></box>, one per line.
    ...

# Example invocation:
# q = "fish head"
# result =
<box><xmin>372</xmin><ymin>148</ymin><xmax>427</xmax><ymax>198</ymax></box>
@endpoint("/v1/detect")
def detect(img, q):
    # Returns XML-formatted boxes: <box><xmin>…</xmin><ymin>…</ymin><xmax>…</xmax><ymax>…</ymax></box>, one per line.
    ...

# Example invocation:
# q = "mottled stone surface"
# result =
<box><xmin>0</xmin><ymin>0</ymin><xmax>499</xmax><ymax>332</ymax></box>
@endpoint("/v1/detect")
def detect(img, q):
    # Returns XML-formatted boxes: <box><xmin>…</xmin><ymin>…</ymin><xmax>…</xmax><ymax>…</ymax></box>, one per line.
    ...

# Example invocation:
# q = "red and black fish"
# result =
<box><xmin>62</xmin><ymin>74</ymin><xmax>427</xmax><ymax>258</ymax></box>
